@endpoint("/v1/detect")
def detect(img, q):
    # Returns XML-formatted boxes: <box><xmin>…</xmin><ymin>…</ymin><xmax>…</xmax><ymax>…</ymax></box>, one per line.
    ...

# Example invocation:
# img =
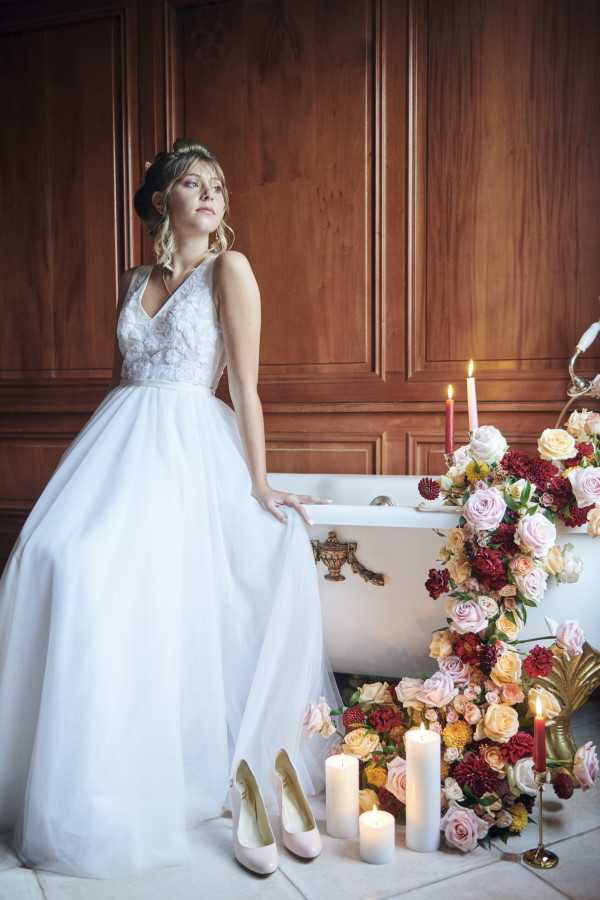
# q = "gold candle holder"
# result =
<box><xmin>522</xmin><ymin>770</ymin><xmax>559</xmax><ymax>869</ymax></box>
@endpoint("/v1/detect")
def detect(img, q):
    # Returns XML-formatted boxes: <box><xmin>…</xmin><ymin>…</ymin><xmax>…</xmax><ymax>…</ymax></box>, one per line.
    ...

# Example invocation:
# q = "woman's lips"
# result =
<box><xmin>196</xmin><ymin>208</ymin><xmax>214</xmax><ymax>213</ymax></box>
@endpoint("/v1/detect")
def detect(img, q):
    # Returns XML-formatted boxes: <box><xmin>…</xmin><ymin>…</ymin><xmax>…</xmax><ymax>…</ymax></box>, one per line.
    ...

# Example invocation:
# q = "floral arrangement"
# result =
<box><xmin>303</xmin><ymin>409</ymin><xmax>600</xmax><ymax>853</ymax></box>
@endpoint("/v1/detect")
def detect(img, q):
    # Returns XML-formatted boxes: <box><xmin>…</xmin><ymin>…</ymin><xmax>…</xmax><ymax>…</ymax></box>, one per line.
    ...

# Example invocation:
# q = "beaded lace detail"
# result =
<box><xmin>116</xmin><ymin>254</ymin><xmax>226</xmax><ymax>389</ymax></box>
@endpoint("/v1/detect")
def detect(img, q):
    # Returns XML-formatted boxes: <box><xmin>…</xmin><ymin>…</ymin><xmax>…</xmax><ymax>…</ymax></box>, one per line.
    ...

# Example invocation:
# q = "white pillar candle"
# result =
<box><xmin>325</xmin><ymin>753</ymin><xmax>359</xmax><ymax>837</ymax></box>
<box><xmin>359</xmin><ymin>806</ymin><xmax>395</xmax><ymax>864</ymax></box>
<box><xmin>466</xmin><ymin>358</ymin><xmax>479</xmax><ymax>433</ymax></box>
<box><xmin>405</xmin><ymin>724</ymin><xmax>441</xmax><ymax>852</ymax></box>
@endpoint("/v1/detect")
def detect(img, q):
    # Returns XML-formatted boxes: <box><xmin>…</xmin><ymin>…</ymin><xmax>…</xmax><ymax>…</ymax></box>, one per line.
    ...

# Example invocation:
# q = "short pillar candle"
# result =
<box><xmin>359</xmin><ymin>806</ymin><xmax>395</xmax><ymax>864</ymax></box>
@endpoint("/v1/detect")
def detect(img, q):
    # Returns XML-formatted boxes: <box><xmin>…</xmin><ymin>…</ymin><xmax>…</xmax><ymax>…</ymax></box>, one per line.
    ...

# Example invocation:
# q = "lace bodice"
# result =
<box><xmin>116</xmin><ymin>253</ymin><xmax>226</xmax><ymax>389</ymax></box>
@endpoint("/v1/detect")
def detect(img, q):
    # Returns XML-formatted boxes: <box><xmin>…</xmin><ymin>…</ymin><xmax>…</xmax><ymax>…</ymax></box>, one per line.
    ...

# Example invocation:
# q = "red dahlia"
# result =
<box><xmin>523</xmin><ymin>645</ymin><xmax>554</xmax><ymax>678</ymax></box>
<box><xmin>574</xmin><ymin>442</ymin><xmax>595</xmax><ymax>463</ymax></box>
<box><xmin>454</xmin><ymin>752</ymin><xmax>500</xmax><ymax>797</ymax></box>
<box><xmin>562</xmin><ymin>503</ymin><xmax>594</xmax><ymax>528</ymax></box>
<box><xmin>454</xmin><ymin>632</ymin><xmax>483</xmax><ymax>665</ymax></box>
<box><xmin>418</xmin><ymin>477</ymin><xmax>441</xmax><ymax>500</ymax></box>
<box><xmin>425</xmin><ymin>567</ymin><xmax>450</xmax><ymax>599</ymax></box>
<box><xmin>342</xmin><ymin>705</ymin><xmax>366</xmax><ymax>729</ymax></box>
<box><xmin>471</xmin><ymin>548</ymin><xmax>508</xmax><ymax>591</ymax></box>
<box><xmin>501</xmin><ymin>731</ymin><xmax>534</xmax><ymax>764</ymax></box>
<box><xmin>368</xmin><ymin>707</ymin><xmax>404</xmax><ymax>733</ymax></box>
<box><xmin>376</xmin><ymin>786</ymin><xmax>403</xmax><ymax>817</ymax></box>
<box><xmin>490</xmin><ymin>522</ymin><xmax>518</xmax><ymax>553</ymax></box>
<box><xmin>501</xmin><ymin>450</ymin><xmax>531</xmax><ymax>479</ymax></box>
<box><xmin>479</xmin><ymin>642</ymin><xmax>500</xmax><ymax>675</ymax></box>
<box><xmin>527</xmin><ymin>458</ymin><xmax>559</xmax><ymax>491</ymax></box>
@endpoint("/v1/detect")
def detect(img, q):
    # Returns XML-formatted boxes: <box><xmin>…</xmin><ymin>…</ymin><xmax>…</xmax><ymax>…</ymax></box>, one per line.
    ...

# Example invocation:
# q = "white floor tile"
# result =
<box><xmin>0</xmin><ymin>867</ymin><xmax>45</xmax><ymax>900</ymax></box>
<box><xmin>521</xmin><ymin>828</ymin><xmax>600</xmax><ymax>900</ymax></box>
<box><xmin>387</xmin><ymin>859</ymin><xmax>569</xmax><ymax>898</ymax></box>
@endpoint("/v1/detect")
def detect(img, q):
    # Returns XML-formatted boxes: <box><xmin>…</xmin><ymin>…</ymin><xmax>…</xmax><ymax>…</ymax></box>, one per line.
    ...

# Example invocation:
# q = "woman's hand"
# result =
<box><xmin>250</xmin><ymin>483</ymin><xmax>333</xmax><ymax>525</ymax></box>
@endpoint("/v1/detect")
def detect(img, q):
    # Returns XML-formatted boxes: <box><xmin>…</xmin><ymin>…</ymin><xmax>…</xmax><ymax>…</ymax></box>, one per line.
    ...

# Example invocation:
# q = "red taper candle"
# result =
<box><xmin>533</xmin><ymin>694</ymin><xmax>547</xmax><ymax>773</ymax></box>
<box><xmin>445</xmin><ymin>385</ymin><xmax>455</xmax><ymax>455</ymax></box>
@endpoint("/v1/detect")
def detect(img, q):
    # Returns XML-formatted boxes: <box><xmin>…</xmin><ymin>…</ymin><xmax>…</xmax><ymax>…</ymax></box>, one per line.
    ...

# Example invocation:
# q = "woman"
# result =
<box><xmin>0</xmin><ymin>138</ymin><xmax>342</xmax><ymax>879</ymax></box>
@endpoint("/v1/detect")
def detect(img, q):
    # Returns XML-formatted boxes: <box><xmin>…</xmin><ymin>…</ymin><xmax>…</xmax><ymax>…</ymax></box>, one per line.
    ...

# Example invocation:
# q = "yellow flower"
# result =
<box><xmin>442</xmin><ymin>720</ymin><xmax>473</xmax><ymax>751</ymax></box>
<box><xmin>364</xmin><ymin>764</ymin><xmax>387</xmax><ymax>788</ymax></box>
<box><xmin>359</xmin><ymin>788</ymin><xmax>380</xmax><ymax>814</ymax></box>
<box><xmin>466</xmin><ymin>460</ymin><xmax>490</xmax><ymax>483</ymax></box>
<box><xmin>496</xmin><ymin>613</ymin><xmax>524</xmax><ymax>641</ymax></box>
<box><xmin>441</xmin><ymin>758</ymin><xmax>450</xmax><ymax>780</ymax></box>
<box><xmin>509</xmin><ymin>801</ymin><xmax>529</xmax><ymax>834</ymax></box>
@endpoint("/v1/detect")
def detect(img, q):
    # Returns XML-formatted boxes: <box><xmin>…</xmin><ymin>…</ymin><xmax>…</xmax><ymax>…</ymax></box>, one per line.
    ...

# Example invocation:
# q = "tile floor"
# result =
<box><xmin>1</xmin><ymin>700</ymin><xmax>598</xmax><ymax>900</ymax></box>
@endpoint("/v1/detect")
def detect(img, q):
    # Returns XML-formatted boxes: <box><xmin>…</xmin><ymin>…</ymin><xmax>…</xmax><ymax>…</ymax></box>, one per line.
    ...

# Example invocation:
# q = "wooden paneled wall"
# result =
<box><xmin>1</xmin><ymin>0</ymin><xmax>599</xmax><ymax>567</ymax></box>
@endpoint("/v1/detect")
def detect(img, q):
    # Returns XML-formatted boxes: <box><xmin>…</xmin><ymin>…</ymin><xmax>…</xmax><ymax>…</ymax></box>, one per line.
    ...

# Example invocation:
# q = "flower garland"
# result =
<box><xmin>303</xmin><ymin>408</ymin><xmax>600</xmax><ymax>853</ymax></box>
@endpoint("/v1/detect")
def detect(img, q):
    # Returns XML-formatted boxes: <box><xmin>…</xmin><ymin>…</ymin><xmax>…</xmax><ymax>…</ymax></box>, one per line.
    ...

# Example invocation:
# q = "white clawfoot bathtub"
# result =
<box><xmin>268</xmin><ymin>473</ymin><xmax>599</xmax><ymax>677</ymax></box>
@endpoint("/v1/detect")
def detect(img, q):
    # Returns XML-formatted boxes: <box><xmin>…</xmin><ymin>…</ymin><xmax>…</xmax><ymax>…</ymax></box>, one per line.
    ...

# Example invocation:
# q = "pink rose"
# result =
<box><xmin>425</xmin><ymin>708</ymin><xmax>439</xmax><ymax>721</ymax></box>
<box><xmin>554</xmin><ymin>619</ymin><xmax>585</xmax><ymax>659</ymax></box>
<box><xmin>515</xmin><ymin>512</ymin><xmax>557</xmax><ymax>558</ymax></box>
<box><xmin>303</xmin><ymin>697</ymin><xmax>335</xmax><ymax>737</ymax></box>
<box><xmin>463</xmin><ymin>685</ymin><xmax>478</xmax><ymax>701</ymax></box>
<box><xmin>440</xmin><ymin>803</ymin><xmax>489</xmax><ymax>852</ymax></box>
<box><xmin>446</xmin><ymin>707</ymin><xmax>459</xmax><ymax>723</ymax></box>
<box><xmin>573</xmin><ymin>741</ymin><xmax>599</xmax><ymax>789</ymax></box>
<box><xmin>395</xmin><ymin>676</ymin><xmax>425</xmax><ymax>708</ymax></box>
<box><xmin>567</xmin><ymin>467</ymin><xmax>600</xmax><ymax>508</ymax></box>
<box><xmin>464</xmin><ymin>487</ymin><xmax>507</xmax><ymax>531</ymax></box>
<box><xmin>450</xmin><ymin>600</ymin><xmax>488</xmax><ymax>635</ymax></box>
<box><xmin>464</xmin><ymin>702</ymin><xmax>482</xmax><ymax>725</ymax></box>
<box><xmin>485</xmin><ymin>690</ymin><xmax>500</xmax><ymax>704</ymax></box>
<box><xmin>514</xmin><ymin>567</ymin><xmax>548</xmax><ymax>605</ymax></box>
<box><xmin>438</xmin><ymin>655</ymin><xmax>471</xmax><ymax>685</ymax></box>
<box><xmin>430</xmin><ymin>721</ymin><xmax>442</xmax><ymax>734</ymax></box>
<box><xmin>386</xmin><ymin>755</ymin><xmax>407</xmax><ymax>802</ymax></box>
<box><xmin>417</xmin><ymin>671</ymin><xmax>458</xmax><ymax>708</ymax></box>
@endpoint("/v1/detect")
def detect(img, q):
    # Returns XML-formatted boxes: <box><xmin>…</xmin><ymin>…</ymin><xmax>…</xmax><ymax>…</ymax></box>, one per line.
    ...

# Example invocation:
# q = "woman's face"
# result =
<box><xmin>153</xmin><ymin>163</ymin><xmax>226</xmax><ymax>236</ymax></box>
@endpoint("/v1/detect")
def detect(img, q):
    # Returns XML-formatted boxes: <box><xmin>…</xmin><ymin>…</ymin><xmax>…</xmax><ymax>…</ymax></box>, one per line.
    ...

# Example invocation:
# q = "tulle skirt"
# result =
<box><xmin>0</xmin><ymin>377</ymin><xmax>342</xmax><ymax>879</ymax></box>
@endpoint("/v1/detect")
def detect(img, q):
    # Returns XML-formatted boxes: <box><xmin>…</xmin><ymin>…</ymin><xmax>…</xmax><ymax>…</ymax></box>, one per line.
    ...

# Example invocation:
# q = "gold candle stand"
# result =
<box><xmin>522</xmin><ymin>770</ymin><xmax>558</xmax><ymax>869</ymax></box>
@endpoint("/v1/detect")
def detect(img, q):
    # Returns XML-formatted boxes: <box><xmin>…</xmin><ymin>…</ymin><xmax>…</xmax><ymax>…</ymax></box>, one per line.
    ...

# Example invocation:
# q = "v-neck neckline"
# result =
<box><xmin>137</xmin><ymin>255</ymin><xmax>213</xmax><ymax>321</ymax></box>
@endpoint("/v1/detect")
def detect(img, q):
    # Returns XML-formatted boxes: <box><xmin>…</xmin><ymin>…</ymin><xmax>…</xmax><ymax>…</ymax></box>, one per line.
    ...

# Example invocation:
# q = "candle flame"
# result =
<box><xmin>447</xmin><ymin>384</ymin><xmax>454</xmax><ymax>400</ymax></box>
<box><xmin>535</xmin><ymin>695</ymin><xmax>543</xmax><ymax>718</ymax></box>
<box><xmin>468</xmin><ymin>359</ymin><xmax>474</xmax><ymax>377</ymax></box>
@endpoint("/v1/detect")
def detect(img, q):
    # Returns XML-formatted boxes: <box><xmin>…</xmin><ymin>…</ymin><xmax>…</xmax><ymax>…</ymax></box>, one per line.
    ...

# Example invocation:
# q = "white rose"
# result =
<box><xmin>545</xmin><ymin>617</ymin><xmax>585</xmax><ymax>660</ymax></box>
<box><xmin>395</xmin><ymin>677</ymin><xmax>425</xmax><ymax>709</ymax></box>
<box><xmin>478</xmin><ymin>595</ymin><xmax>499</xmax><ymax>618</ymax></box>
<box><xmin>557</xmin><ymin>543</ymin><xmax>584</xmax><ymax>583</ymax></box>
<box><xmin>566</xmin><ymin>410</ymin><xmax>592</xmax><ymax>440</ymax></box>
<box><xmin>444</xmin><ymin>747</ymin><xmax>460</xmax><ymax>763</ymax></box>
<box><xmin>509</xmin><ymin>757</ymin><xmax>538</xmax><ymax>797</ymax></box>
<box><xmin>303</xmin><ymin>697</ymin><xmax>335</xmax><ymax>738</ymax></box>
<box><xmin>514</xmin><ymin>566</ymin><xmax>548</xmax><ymax>605</ymax></box>
<box><xmin>452</xmin><ymin>444</ymin><xmax>472</xmax><ymax>474</ymax></box>
<box><xmin>444</xmin><ymin>777</ymin><xmax>465</xmax><ymax>802</ymax></box>
<box><xmin>469</xmin><ymin>425</ymin><xmax>509</xmax><ymax>465</ymax></box>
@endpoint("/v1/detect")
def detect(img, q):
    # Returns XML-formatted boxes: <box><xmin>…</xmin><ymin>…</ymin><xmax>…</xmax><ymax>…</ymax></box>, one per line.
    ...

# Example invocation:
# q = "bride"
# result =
<box><xmin>0</xmin><ymin>137</ymin><xmax>342</xmax><ymax>879</ymax></box>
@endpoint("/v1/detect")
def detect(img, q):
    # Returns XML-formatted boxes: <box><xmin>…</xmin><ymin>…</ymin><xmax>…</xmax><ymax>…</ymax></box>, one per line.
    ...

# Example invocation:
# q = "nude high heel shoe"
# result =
<box><xmin>275</xmin><ymin>747</ymin><xmax>322</xmax><ymax>859</ymax></box>
<box><xmin>229</xmin><ymin>759</ymin><xmax>279</xmax><ymax>875</ymax></box>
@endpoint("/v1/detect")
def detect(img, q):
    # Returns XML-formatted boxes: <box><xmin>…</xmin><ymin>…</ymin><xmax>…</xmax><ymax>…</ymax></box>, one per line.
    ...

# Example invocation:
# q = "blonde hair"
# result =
<box><xmin>134</xmin><ymin>137</ymin><xmax>235</xmax><ymax>271</ymax></box>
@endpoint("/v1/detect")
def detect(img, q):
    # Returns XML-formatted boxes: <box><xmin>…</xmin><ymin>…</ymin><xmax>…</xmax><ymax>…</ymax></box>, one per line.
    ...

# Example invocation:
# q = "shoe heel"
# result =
<box><xmin>230</xmin><ymin>759</ymin><xmax>279</xmax><ymax>875</ymax></box>
<box><xmin>275</xmin><ymin>748</ymin><xmax>322</xmax><ymax>859</ymax></box>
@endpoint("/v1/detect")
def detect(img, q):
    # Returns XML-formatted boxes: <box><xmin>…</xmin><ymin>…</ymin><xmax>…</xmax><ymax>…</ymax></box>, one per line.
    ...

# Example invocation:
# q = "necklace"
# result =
<box><xmin>160</xmin><ymin>250</ymin><xmax>211</xmax><ymax>296</ymax></box>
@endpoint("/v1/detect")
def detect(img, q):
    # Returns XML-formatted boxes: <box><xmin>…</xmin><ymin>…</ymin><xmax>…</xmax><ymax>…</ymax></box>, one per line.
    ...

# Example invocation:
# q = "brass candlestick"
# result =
<box><xmin>522</xmin><ymin>770</ymin><xmax>559</xmax><ymax>869</ymax></box>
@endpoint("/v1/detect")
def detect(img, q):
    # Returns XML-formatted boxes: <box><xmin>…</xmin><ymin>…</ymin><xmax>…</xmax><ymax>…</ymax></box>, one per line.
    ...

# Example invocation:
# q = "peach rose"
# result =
<box><xmin>359</xmin><ymin>788</ymin><xmax>380</xmax><ymax>813</ymax></box>
<box><xmin>447</xmin><ymin>554</ymin><xmax>472</xmax><ymax>585</ymax></box>
<box><xmin>343</xmin><ymin>727</ymin><xmax>382</xmax><ymax>760</ymax></box>
<box><xmin>587</xmin><ymin>507</ymin><xmax>600</xmax><ymax>538</ymax></box>
<box><xmin>483</xmin><ymin>704</ymin><xmax>520</xmax><ymax>743</ymax></box>
<box><xmin>464</xmin><ymin>702</ymin><xmax>482</xmax><ymax>725</ymax></box>
<box><xmin>447</xmin><ymin>528</ymin><xmax>466</xmax><ymax>552</ymax></box>
<box><xmin>490</xmin><ymin>649</ymin><xmax>522</xmax><ymax>685</ymax></box>
<box><xmin>510</xmin><ymin>554</ymin><xmax>535</xmax><ymax>577</ymax></box>
<box><xmin>502</xmin><ymin>683</ymin><xmax>525</xmax><ymax>705</ymax></box>
<box><xmin>429</xmin><ymin>629</ymin><xmax>454</xmax><ymax>660</ymax></box>
<box><xmin>479</xmin><ymin>744</ymin><xmax>507</xmax><ymax>776</ymax></box>
<box><xmin>544</xmin><ymin>545</ymin><xmax>564</xmax><ymax>575</ymax></box>
<box><xmin>496</xmin><ymin>613</ymin><xmax>523</xmax><ymax>641</ymax></box>
<box><xmin>527</xmin><ymin>686</ymin><xmax>561</xmax><ymax>721</ymax></box>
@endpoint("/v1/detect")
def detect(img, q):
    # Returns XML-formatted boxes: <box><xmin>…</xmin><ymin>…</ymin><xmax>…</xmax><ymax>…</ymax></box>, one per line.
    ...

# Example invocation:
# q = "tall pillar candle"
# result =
<box><xmin>466</xmin><ymin>359</ymin><xmax>478</xmax><ymax>433</ymax></box>
<box><xmin>445</xmin><ymin>385</ymin><xmax>455</xmax><ymax>455</ymax></box>
<box><xmin>325</xmin><ymin>753</ymin><xmax>359</xmax><ymax>837</ymax></box>
<box><xmin>405</xmin><ymin>724</ymin><xmax>441</xmax><ymax>852</ymax></box>
<box><xmin>533</xmin><ymin>695</ymin><xmax>547</xmax><ymax>773</ymax></box>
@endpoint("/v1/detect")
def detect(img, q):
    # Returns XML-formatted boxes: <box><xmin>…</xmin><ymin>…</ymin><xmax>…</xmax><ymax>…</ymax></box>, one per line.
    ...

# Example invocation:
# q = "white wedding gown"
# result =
<box><xmin>0</xmin><ymin>252</ymin><xmax>342</xmax><ymax>879</ymax></box>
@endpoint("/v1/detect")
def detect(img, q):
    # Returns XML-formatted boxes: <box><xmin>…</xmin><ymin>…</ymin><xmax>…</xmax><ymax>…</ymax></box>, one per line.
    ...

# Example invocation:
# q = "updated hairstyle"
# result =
<box><xmin>133</xmin><ymin>137</ymin><xmax>235</xmax><ymax>271</ymax></box>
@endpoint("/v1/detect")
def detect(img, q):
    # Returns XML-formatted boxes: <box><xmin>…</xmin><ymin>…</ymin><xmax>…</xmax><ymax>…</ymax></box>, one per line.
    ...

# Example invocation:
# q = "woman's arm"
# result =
<box><xmin>215</xmin><ymin>251</ymin><xmax>328</xmax><ymax>524</ymax></box>
<box><xmin>110</xmin><ymin>267</ymin><xmax>136</xmax><ymax>389</ymax></box>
